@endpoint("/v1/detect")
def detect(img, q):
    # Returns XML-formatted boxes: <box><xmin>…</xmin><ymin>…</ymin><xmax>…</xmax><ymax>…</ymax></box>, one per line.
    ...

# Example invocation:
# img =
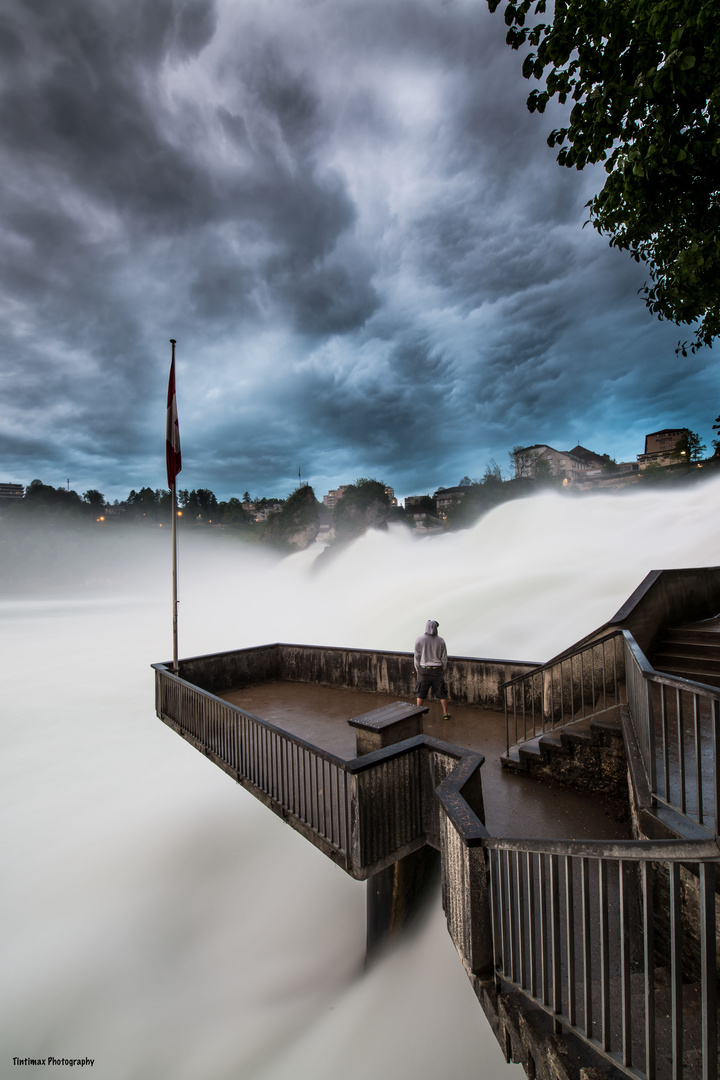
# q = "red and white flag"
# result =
<box><xmin>166</xmin><ymin>348</ymin><xmax>182</xmax><ymax>489</ymax></box>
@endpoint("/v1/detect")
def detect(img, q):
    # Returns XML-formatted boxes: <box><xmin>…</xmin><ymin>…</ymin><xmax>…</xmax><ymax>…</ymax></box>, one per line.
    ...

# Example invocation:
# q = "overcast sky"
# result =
<box><xmin>1</xmin><ymin>0</ymin><xmax>717</xmax><ymax>503</ymax></box>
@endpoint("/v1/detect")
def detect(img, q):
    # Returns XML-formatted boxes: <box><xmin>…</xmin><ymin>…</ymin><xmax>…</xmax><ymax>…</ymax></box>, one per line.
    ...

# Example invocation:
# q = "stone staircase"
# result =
<box><xmin>652</xmin><ymin>614</ymin><xmax>720</xmax><ymax>688</ymax></box>
<box><xmin>501</xmin><ymin>704</ymin><xmax>627</xmax><ymax>798</ymax></box>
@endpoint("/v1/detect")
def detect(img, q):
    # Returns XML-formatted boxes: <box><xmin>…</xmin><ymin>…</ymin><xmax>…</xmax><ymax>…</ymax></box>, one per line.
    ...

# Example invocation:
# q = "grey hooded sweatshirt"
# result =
<box><xmin>414</xmin><ymin>620</ymin><xmax>448</xmax><ymax>671</ymax></box>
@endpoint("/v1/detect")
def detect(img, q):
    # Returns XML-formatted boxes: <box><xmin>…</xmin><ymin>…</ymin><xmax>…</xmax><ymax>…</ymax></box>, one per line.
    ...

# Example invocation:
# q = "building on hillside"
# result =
<box><xmin>434</xmin><ymin>486</ymin><xmax>469</xmax><ymax>515</ymax></box>
<box><xmin>637</xmin><ymin>429</ymin><xmax>689</xmax><ymax>469</ymax></box>
<box><xmin>512</xmin><ymin>444</ymin><xmax>597</xmax><ymax>483</ymax></box>
<box><xmin>384</xmin><ymin>486</ymin><xmax>397</xmax><ymax>506</ymax></box>
<box><xmin>566</xmin><ymin>445</ymin><xmax>608</xmax><ymax>470</ymax></box>
<box><xmin>404</xmin><ymin>494</ymin><xmax>441</xmax><ymax>528</ymax></box>
<box><xmin>575</xmin><ymin>461</ymin><xmax>640</xmax><ymax>490</ymax></box>
<box><xmin>323</xmin><ymin>486</ymin><xmax>349</xmax><ymax>509</ymax></box>
<box><xmin>0</xmin><ymin>483</ymin><xmax>24</xmax><ymax>499</ymax></box>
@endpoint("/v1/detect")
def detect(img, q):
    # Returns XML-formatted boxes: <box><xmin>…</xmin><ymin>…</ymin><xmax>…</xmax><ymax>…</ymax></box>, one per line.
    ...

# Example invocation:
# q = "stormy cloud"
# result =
<box><xmin>0</xmin><ymin>0</ymin><xmax>716</xmax><ymax>501</ymax></box>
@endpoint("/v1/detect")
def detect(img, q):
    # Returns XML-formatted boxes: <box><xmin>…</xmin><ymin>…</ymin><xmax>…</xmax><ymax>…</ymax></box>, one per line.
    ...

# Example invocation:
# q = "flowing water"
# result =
<box><xmin>3</xmin><ymin>480</ymin><xmax>720</xmax><ymax>1079</ymax></box>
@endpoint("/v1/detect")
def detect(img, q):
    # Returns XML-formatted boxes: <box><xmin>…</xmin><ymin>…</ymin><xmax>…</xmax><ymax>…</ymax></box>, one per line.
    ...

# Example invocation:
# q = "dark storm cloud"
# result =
<box><xmin>0</xmin><ymin>0</ymin><xmax>716</xmax><ymax>501</ymax></box>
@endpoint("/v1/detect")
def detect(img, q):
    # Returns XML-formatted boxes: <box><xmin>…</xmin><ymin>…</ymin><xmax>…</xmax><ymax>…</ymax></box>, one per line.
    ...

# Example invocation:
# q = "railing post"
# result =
<box><xmin>699</xmin><ymin>861</ymin><xmax>717</xmax><ymax>1080</ymax></box>
<box><xmin>348</xmin><ymin>772</ymin><xmax>362</xmax><ymax>876</ymax></box>
<box><xmin>713</xmin><ymin>699</ymin><xmax>720</xmax><ymax>836</ymax></box>
<box><xmin>646</xmin><ymin>675</ymin><xmax>657</xmax><ymax>798</ymax></box>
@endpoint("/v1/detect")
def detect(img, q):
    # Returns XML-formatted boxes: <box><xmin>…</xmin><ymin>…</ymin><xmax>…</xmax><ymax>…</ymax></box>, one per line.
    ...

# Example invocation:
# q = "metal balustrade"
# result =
<box><xmin>503</xmin><ymin>632</ymin><xmax>625</xmax><ymax>754</ymax></box>
<box><xmin>623</xmin><ymin>633</ymin><xmax>720</xmax><ymax>836</ymax></box>
<box><xmin>483</xmin><ymin>837</ymin><xmax>719</xmax><ymax>1080</ymax></box>
<box><xmin>153</xmin><ymin>661</ymin><xmax>481</xmax><ymax>879</ymax></box>
<box><xmin>155</xmin><ymin>663</ymin><xmax>353</xmax><ymax>860</ymax></box>
<box><xmin>503</xmin><ymin>630</ymin><xmax>720</xmax><ymax>836</ymax></box>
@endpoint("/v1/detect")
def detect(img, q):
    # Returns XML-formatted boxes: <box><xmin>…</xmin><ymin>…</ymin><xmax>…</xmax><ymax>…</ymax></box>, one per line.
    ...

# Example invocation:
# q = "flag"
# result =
<box><xmin>166</xmin><ymin>347</ymin><xmax>182</xmax><ymax>489</ymax></box>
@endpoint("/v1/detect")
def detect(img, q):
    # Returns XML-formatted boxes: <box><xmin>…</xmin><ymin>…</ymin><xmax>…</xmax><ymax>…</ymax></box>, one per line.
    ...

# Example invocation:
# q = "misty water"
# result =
<box><xmin>3</xmin><ymin>480</ymin><xmax>720</xmax><ymax>1080</ymax></box>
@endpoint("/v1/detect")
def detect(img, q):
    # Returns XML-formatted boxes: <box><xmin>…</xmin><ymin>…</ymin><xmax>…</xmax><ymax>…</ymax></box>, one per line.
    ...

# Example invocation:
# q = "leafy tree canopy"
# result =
<box><xmin>670</xmin><ymin>429</ymin><xmax>706</xmax><ymax>462</ymax></box>
<box><xmin>261</xmin><ymin>484</ymin><xmax>320</xmax><ymax>549</ymax></box>
<box><xmin>334</xmin><ymin>479</ymin><xmax>390</xmax><ymax>538</ymax></box>
<box><xmin>489</xmin><ymin>0</ymin><xmax>720</xmax><ymax>352</ymax></box>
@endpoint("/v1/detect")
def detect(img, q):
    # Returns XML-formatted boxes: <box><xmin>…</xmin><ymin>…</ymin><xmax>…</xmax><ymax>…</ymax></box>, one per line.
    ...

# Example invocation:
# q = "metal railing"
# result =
<box><xmin>155</xmin><ymin>663</ymin><xmax>353</xmax><ymax>859</ymax></box>
<box><xmin>503</xmin><ymin>632</ymin><xmax>625</xmax><ymax>754</ymax></box>
<box><xmin>484</xmin><ymin>836</ymin><xmax>719</xmax><ymax>1080</ymax></box>
<box><xmin>153</xmin><ymin>662</ymin><xmax>482</xmax><ymax>879</ymax></box>
<box><xmin>623</xmin><ymin>633</ymin><xmax>720</xmax><ymax>836</ymax></box>
<box><xmin>503</xmin><ymin>629</ymin><xmax>720</xmax><ymax>836</ymax></box>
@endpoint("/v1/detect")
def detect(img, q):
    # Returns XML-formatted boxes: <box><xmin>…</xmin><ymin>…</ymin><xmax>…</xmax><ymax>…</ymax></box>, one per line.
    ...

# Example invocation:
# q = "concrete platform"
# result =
<box><xmin>220</xmin><ymin>681</ymin><xmax>631</xmax><ymax>843</ymax></box>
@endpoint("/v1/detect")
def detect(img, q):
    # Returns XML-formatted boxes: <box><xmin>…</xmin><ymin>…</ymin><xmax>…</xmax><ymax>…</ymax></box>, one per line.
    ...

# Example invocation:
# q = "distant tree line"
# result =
<box><xmin>5</xmin><ymin>437</ymin><xmax>719</xmax><ymax>550</ymax></box>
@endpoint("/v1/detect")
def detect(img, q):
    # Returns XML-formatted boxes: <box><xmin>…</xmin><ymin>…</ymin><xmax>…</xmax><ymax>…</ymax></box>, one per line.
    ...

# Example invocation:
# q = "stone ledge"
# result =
<box><xmin>348</xmin><ymin>701</ymin><xmax>428</xmax><ymax>754</ymax></box>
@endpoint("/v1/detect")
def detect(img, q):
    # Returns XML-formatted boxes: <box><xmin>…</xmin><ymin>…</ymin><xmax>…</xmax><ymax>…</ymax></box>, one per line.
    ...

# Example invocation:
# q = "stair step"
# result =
<box><xmin>518</xmin><ymin>736</ymin><xmax>544</xmax><ymax>762</ymax></box>
<box><xmin>654</xmin><ymin>651</ymin><xmax>720</xmax><ymax>674</ymax></box>
<box><xmin>665</xmin><ymin>628</ymin><xmax>720</xmax><ymax>645</ymax></box>
<box><xmin>653</xmin><ymin>663</ymin><xmax>720</xmax><ymax>688</ymax></box>
<box><xmin>662</xmin><ymin>636</ymin><xmax>720</xmax><ymax>657</ymax></box>
<box><xmin>652</xmin><ymin>616</ymin><xmax>720</xmax><ymax>690</ymax></box>
<box><xmin>503</xmin><ymin>707</ymin><xmax>625</xmax><ymax>771</ymax></box>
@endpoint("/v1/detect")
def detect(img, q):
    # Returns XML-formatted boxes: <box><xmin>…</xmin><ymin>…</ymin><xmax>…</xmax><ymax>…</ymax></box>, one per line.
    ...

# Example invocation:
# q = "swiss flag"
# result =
<box><xmin>166</xmin><ymin>343</ymin><xmax>182</xmax><ymax>489</ymax></box>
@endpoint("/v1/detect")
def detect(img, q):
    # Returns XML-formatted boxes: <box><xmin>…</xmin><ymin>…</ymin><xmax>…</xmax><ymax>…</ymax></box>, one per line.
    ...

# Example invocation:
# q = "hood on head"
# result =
<box><xmin>425</xmin><ymin>620</ymin><xmax>439</xmax><ymax>636</ymax></box>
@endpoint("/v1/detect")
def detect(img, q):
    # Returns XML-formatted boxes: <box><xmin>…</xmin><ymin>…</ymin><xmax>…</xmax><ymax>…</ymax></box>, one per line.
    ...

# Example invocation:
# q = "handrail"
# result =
<box><xmin>485</xmin><ymin>835</ymin><xmax>718</xmax><ymax>1080</ymax></box>
<box><xmin>482</xmin><ymin>834</ymin><xmax>720</xmax><ymax>859</ymax></box>
<box><xmin>502</xmin><ymin>626</ymin><xmax>720</xmax><ymax>837</ymax></box>
<box><xmin>622</xmin><ymin>630</ymin><xmax>720</xmax><ymax>835</ymax></box>
<box><xmin>502</xmin><ymin>629</ymin><xmax>623</xmax><ymax>691</ymax></box>
<box><xmin>153</xmin><ymin>661</ymin><xmax>351</xmax><ymax>765</ymax></box>
<box><xmin>502</xmin><ymin>630</ymin><xmax>625</xmax><ymax>754</ymax></box>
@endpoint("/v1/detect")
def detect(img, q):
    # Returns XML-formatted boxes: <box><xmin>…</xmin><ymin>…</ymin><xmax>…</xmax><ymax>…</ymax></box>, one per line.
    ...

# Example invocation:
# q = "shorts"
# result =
<box><xmin>415</xmin><ymin>666</ymin><xmax>448</xmax><ymax>700</ymax></box>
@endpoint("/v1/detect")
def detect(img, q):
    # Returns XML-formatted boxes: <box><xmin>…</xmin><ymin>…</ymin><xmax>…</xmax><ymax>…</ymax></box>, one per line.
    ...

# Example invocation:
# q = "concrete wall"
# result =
<box><xmin>610</xmin><ymin>566</ymin><xmax>720</xmax><ymax>654</ymax></box>
<box><xmin>176</xmin><ymin>642</ymin><xmax>540</xmax><ymax>711</ymax></box>
<box><xmin>178</xmin><ymin>644</ymin><xmax>281</xmax><ymax>695</ymax></box>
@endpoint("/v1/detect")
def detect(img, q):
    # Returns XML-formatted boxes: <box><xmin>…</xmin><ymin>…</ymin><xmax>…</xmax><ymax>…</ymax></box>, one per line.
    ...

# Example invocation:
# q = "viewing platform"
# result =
<box><xmin>218</xmin><ymin>679</ymin><xmax>630</xmax><ymax>843</ymax></box>
<box><xmin>152</xmin><ymin>568</ymin><xmax>720</xmax><ymax>1080</ymax></box>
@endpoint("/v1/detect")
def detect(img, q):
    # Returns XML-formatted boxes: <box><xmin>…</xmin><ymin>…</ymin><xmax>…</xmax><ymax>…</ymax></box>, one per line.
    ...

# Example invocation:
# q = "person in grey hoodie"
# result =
<box><xmin>414</xmin><ymin>619</ymin><xmax>450</xmax><ymax>718</ymax></box>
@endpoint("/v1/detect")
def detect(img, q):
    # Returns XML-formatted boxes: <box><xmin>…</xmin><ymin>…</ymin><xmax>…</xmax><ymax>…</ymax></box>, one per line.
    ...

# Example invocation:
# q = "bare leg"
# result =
<box><xmin>416</xmin><ymin>697</ymin><xmax>424</xmax><ymax>707</ymax></box>
<box><xmin>441</xmin><ymin>699</ymin><xmax>449</xmax><ymax>714</ymax></box>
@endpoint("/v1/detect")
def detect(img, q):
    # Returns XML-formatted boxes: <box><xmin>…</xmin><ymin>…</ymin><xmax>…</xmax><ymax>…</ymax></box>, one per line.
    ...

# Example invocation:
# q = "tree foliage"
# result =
<box><xmin>262</xmin><ymin>484</ymin><xmax>320</xmax><ymax>549</ymax></box>
<box><xmin>489</xmin><ymin>0</ymin><xmax>720</xmax><ymax>352</ymax></box>
<box><xmin>334</xmin><ymin>478</ymin><xmax>391</xmax><ymax>539</ymax></box>
<box><xmin>670</xmin><ymin>428</ymin><xmax>706</xmax><ymax>462</ymax></box>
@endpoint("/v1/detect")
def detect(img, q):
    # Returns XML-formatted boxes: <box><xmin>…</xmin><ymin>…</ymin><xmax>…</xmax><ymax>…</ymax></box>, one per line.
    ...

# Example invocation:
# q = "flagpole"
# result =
<box><xmin>167</xmin><ymin>338</ymin><xmax>181</xmax><ymax>676</ymax></box>
<box><xmin>172</xmin><ymin>475</ymin><xmax>178</xmax><ymax>675</ymax></box>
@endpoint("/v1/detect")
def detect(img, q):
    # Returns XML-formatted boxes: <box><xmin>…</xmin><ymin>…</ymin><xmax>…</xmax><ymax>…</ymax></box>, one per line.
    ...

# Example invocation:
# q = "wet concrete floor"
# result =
<box><xmin>220</xmin><ymin>681</ymin><xmax>631</xmax><ymax>842</ymax></box>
